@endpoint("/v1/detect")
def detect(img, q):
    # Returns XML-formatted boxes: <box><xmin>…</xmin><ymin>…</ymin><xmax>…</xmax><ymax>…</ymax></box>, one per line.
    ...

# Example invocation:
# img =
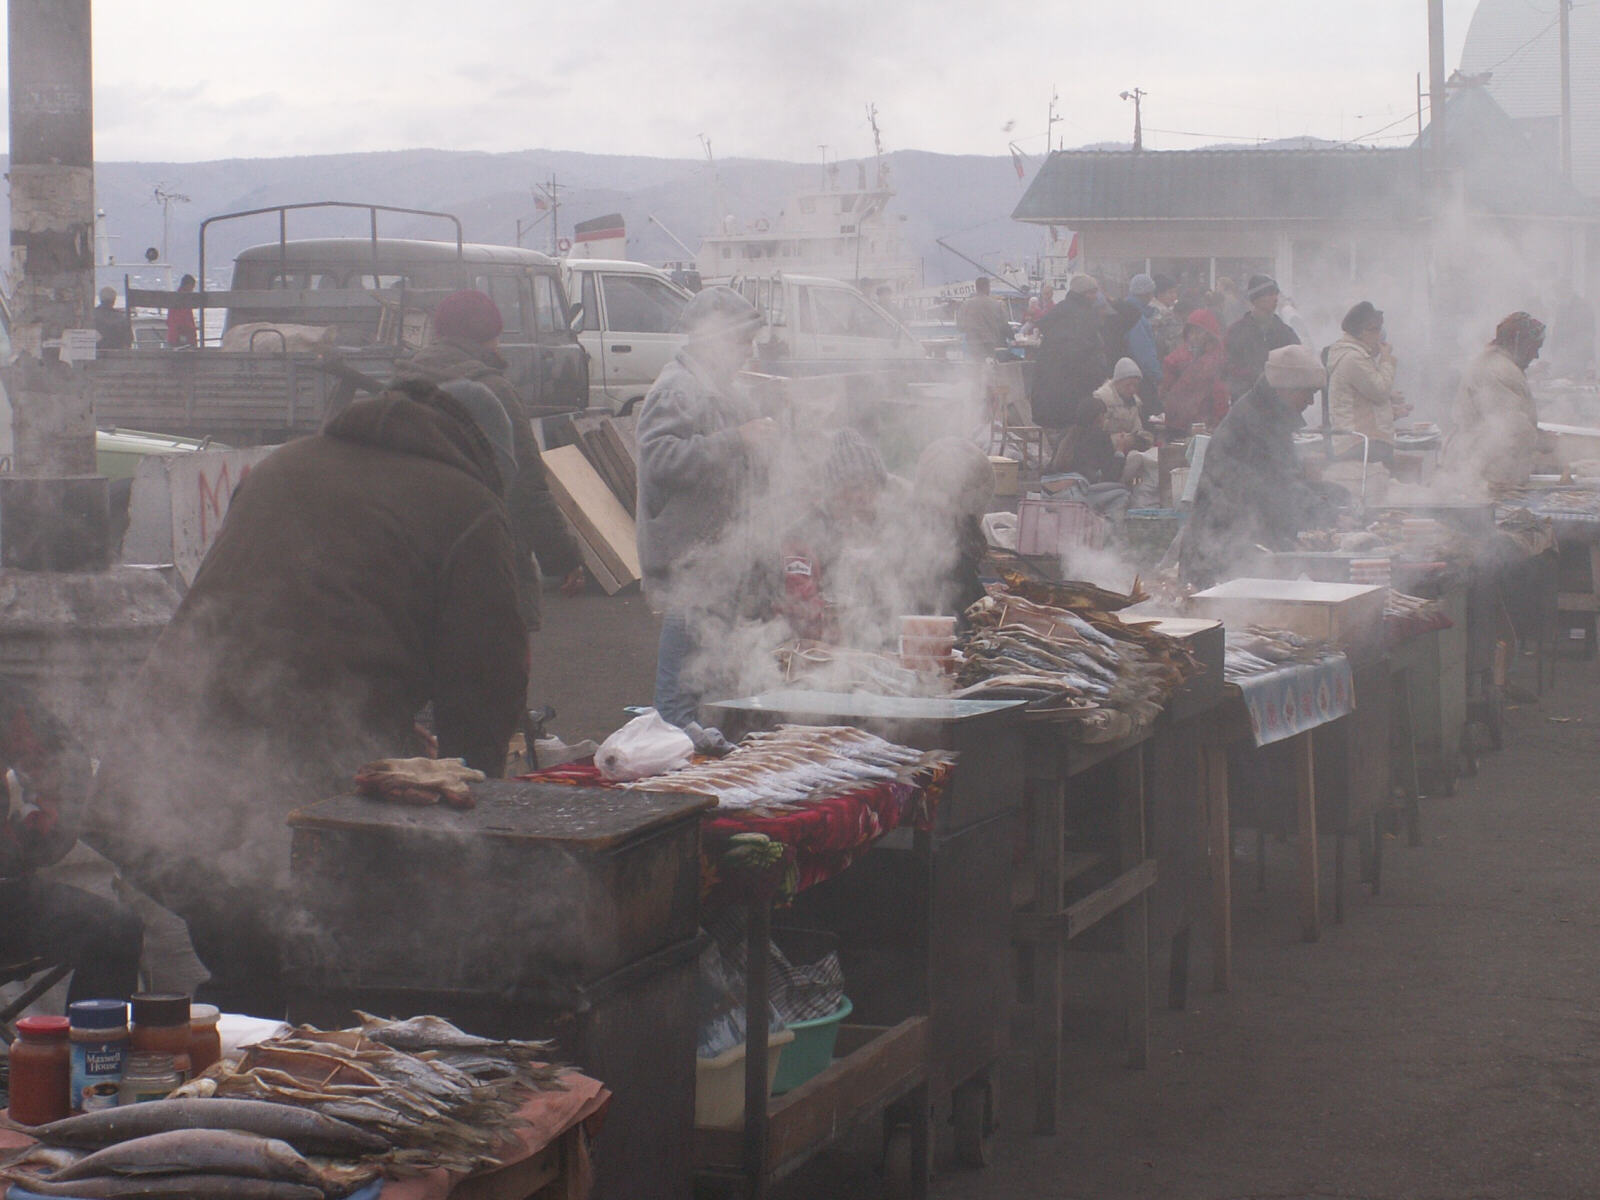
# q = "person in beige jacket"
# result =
<box><xmin>1327</xmin><ymin>301</ymin><xmax>1406</xmax><ymax>464</ymax></box>
<box><xmin>1444</xmin><ymin>311</ymin><xmax>1549</xmax><ymax>491</ymax></box>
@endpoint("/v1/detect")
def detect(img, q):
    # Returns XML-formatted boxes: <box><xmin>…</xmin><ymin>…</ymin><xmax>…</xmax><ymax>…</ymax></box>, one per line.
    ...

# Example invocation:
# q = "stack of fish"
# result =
<box><xmin>623</xmin><ymin>724</ymin><xmax>950</xmax><ymax>810</ymax></box>
<box><xmin>2</xmin><ymin>1014</ymin><xmax>565</xmax><ymax>1199</ymax></box>
<box><xmin>953</xmin><ymin>577</ymin><xmax>1199</xmax><ymax>726</ymax></box>
<box><xmin>1224</xmin><ymin>626</ymin><xmax>1333</xmax><ymax>680</ymax></box>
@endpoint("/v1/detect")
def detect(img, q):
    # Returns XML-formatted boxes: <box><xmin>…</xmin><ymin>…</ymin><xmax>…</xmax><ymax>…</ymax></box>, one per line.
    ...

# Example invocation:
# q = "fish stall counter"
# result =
<box><xmin>283</xmin><ymin>780</ymin><xmax>712</xmax><ymax>1200</ymax></box>
<box><xmin>702</xmin><ymin>691</ymin><xmax>1025</xmax><ymax>1168</ymax></box>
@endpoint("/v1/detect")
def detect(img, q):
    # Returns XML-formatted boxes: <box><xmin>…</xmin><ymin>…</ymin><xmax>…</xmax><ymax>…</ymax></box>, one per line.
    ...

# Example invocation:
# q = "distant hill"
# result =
<box><xmin>40</xmin><ymin>147</ymin><xmax>1059</xmax><ymax>289</ymax></box>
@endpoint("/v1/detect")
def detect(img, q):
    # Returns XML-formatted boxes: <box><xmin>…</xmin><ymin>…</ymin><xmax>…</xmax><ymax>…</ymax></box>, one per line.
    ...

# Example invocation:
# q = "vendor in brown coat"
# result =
<box><xmin>392</xmin><ymin>289</ymin><xmax>584</xmax><ymax>628</ymax></box>
<box><xmin>88</xmin><ymin>379</ymin><xmax>528</xmax><ymax>1017</ymax></box>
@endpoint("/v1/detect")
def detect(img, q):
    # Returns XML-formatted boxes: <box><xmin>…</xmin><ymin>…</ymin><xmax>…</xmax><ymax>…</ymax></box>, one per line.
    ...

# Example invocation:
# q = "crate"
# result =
<box><xmin>1188</xmin><ymin>578</ymin><xmax>1388</xmax><ymax>657</ymax></box>
<box><xmin>1018</xmin><ymin>497</ymin><xmax>1108</xmax><ymax>557</ymax></box>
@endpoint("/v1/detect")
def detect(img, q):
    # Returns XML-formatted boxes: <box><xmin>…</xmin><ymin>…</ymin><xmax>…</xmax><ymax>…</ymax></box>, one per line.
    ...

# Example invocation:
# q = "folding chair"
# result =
<box><xmin>0</xmin><ymin>956</ymin><xmax>71</xmax><ymax>1043</ymax></box>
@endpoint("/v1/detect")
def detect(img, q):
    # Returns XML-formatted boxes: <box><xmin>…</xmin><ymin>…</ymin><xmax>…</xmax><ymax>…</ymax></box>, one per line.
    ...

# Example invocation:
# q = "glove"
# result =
<box><xmin>355</xmin><ymin>757</ymin><xmax>486</xmax><ymax>810</ymax></box>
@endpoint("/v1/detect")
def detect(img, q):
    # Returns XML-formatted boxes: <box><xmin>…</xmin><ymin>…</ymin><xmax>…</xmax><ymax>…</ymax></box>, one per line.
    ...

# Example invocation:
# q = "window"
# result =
<box><xmin>600</xmin><ymin>274</ymin><xmax>687</xmax><ymax>334</ymax></box>
<box><xmin>810</xmin><ymin>287</ymin><xmax>897</xmax><ymax>340</ymax></box>
<box><xmin>581</xmin><ymin>272</ymin><xmax>600</xmax><ymax>333</ymax></box>
<box><xmin>531</xmin><ymin>272</ymin><xmax>560</xmax><ymax>334</ymax></box>
<box><xmin>485</xmin><ymin>273</ymin><xmax>527</xmax><ymax>335</ymax></box>
<box><xmin>795</xmin><ymin>286</ymin><xmax>815</xmax><ymax>334</ymax></box>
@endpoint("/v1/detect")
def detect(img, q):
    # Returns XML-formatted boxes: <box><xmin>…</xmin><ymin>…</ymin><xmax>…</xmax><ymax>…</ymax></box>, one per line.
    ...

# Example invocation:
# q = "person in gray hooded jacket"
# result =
<box><xmin>636</xmin><ymin>286</ymin><xmax>773</xmax><ymax>727</ymax></box>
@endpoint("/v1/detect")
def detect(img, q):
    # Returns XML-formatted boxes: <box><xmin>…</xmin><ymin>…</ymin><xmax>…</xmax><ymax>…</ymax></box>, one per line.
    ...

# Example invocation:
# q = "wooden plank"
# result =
<box><xmin>599</xmin><ymin>417</ymin><xmax>639</xmax><ymax>505</ymax></box>
<box><xmin>540</xmin><ymin>444</ymin><xmax>641</xmax><ymax>586</ymax></box>
<box><xmin>1062</xmin><ymin>858</ymin><xmax>1157</xmax><ymax>939</ymax></box>
<box><xmin>1294</xmin><ymin>731</ymin><xmax>1321</xmax><ymax>943</ymax></box>
<box><xmin>574</xmin><ymin>526</ymin><xmax>624</xmax><ymax>596</ymax></box>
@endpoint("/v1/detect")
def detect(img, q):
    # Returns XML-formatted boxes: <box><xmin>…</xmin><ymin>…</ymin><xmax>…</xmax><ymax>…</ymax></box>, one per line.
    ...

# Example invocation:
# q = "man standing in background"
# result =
<box><xmin>957</xmin><ymin>276</ymin><xmax>1011</xmax><ymax>359</ymax></box>
<box><xmin>94</xmin><ymin>286</ymin><xmax>132</xmax><ymax>351</ymax></box>
<box><xmin>1224</xmin><ymin>274</ymin><xmax>1300</xmax><ymax>401</ymax></box>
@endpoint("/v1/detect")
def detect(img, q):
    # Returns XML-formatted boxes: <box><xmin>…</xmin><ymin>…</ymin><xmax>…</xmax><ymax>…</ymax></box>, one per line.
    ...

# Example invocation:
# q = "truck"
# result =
<box><xmin>91</xmin><ymin>202</ymin><xmax>589</xmax><ymax>445</ymax></box>
<box><xmin>560</xmin><ymin>258</ymin><xmax>693</xmax><ymax>413</ymax></box>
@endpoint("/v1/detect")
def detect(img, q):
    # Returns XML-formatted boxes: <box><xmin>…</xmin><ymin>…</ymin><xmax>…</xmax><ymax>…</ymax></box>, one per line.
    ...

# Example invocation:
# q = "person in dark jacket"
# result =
<box><xmin>1224</xmin><ymin>274</ymin><xmax>1301</xmax><ymax>401</ymax></box>
<box><xmin>1181</xmin><ymin>344</ymin><xmax>1331</xmax><ymax>588</ymax></box>
<box><xmin>1049</xmin><ymin>392</ymin><xmax>1123</xmax><ymax>484</ymax></box>
<box><xmin>392</xmin><ymin>289</ymin><xmax>584</xmax><ymax>630</ymax></box>
<box><xmin>89</xmin><ymin>379</ymin><xmax>528</xmax><ymax>1016</ymax></box>
<box><xmin>94</xmin><ymin>287</ymin><xmax>133</xmax><ymax>351</ymax></box>
<box><xmin>1124</xmin><ymin>274</ymin><xmax>1165</xmax><ymax>416</ymax></box>
<box><xmin>1031</xmin><ymin>274</ymin><xmax>1109</xmax><ymax>429</ymax></box>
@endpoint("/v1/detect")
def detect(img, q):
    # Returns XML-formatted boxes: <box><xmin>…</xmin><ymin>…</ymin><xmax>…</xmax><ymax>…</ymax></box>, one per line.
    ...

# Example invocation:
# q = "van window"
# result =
<box><xmin>581</xmin><ymin>272</ymin><xmax>600</xmax><ymax>333</ymax></box>
<box><xmin>810</xmin><ymin>287</ymin><xmax>897</xmax><ymax>340</ymax></box>
<box><xmin>600</xmin><ymin>274</ymin><xmax>686</xmax><ymax>334</ymax></box>
<box><xmin>795</xmin><ymin>286</ymin><xmax>815</xmax><ymax>334</ymax></box>
<box><xmin>486</xmin><ymin>274</ymin><xmax>527</xmax><ymax>336</ymax></box>
<box><xmin>532</xmin><ymin>273</ymin><xmax>560</xmax><ymax>334</ymax></box>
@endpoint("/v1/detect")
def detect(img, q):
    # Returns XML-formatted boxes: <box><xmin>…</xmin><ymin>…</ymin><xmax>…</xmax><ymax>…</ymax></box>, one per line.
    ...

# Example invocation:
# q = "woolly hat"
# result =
<box><xmin>676</xmin><ymin>284</ymin><xmax>764</xmax><ymax>344</ymax></box>
<box><xmin>433</xmin><ymin>289</ymin><xmax>504</xmax><ymax>343</ymax></box>
<box><xmin>823</xmin><ymin>428</ymin><xmax>888</xmax><ymax>493</ymax></box>
<box><xmin>1128</xmin><ymin>273</ymin><xmax>1157</xmax><ymax>298</ymax></box>
<box><xmin>1341</xmin><ymin>300</ymin><xmax>1384</xmax><ymax>336</ymax></box>
<box><xmin>1246</xmin><ymin>274</ymin><xmax>1280</xmax><ymax>302</ymax></box>
<box><xmin>437</xmin><ymin>379</ymin><xmax>516</xmax><ymax>490</ymax></box>
<box><xmin>1112</xmin><ymin>357</ymin><xmax>1144</xmax><ymax>382</ymax></box>
<box><xmin>1263</xmin><ymin>344</ymin><xmax>1326</xmax><ymax>390</ymax></box>
<box><xmin>1067</xmin><ymin>273</ymin><xmax>1101</xmax><ymax>296</ymax></box>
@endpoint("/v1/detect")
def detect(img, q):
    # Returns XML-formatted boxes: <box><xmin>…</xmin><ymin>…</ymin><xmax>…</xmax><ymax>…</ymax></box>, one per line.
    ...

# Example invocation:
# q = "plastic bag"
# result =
<box><xmin>595</xmin><ymin>708</ymin><xmax>694</xmax><ymax>781</ymax></box>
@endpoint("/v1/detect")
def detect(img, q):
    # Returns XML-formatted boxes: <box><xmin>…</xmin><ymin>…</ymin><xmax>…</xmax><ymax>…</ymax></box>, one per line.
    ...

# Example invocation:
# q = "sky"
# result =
<box><xmin>4</xmin><ymin>1</ymin><xmax>1482</xmax><ymax>164</ymax></box>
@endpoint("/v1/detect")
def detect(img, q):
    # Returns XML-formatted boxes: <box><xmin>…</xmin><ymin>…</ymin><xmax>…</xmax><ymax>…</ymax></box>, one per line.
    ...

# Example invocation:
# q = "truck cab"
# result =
<box><xmin>732</xmin><ymin>272</ymin><xmax>926</xmax><ymax>367</ymax></box>
<box><xmin>561</xmin><ymin>259</ymin><xmax>693</xmax><ymax>413</ymax></box>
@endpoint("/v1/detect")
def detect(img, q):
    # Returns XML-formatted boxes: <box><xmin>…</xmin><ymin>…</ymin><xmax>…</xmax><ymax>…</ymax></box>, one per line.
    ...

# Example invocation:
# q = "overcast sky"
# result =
<box><xmin>5</xmin><ymin>1</ymin><xmax>1482</xmax><ymax>163</ymax></box>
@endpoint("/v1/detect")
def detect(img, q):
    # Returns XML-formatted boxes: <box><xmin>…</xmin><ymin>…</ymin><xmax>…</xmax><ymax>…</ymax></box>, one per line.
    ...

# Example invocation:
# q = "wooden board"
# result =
<box><xmin>540</xmin><ymin>444</ymin><xmax>641</xmax><ymax>586</ymax></box>
<box><xmin>575</xmin><ymin>526</ymin><xmax>625</xmax><ymax>595</ymax></box>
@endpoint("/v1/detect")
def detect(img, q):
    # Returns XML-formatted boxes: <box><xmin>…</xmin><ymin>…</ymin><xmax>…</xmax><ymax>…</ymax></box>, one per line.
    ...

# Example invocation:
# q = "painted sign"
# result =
<box><xmin>123</xmin><ymin>447</ymin><xmax>276</xmax><ymax>586</ymax></box>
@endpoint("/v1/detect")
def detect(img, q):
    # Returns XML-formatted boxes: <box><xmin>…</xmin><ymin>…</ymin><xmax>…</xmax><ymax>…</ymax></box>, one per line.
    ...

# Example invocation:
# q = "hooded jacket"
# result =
<box><xmin>90</xmin><ymin>391</ymin><xmax>528</xmax><ymax>910</ymax></box>
<box><xmin>1159</xmin><ymin>309</ymin><xmax>1230</xmax><ymax>434</ymax></box>
<box><xmin>1325</xmin><ymin>334</ymin><xmax>1399</xmax><ymax>456</ymax></box>
<box><xmin>1181</xmin><ymin>378</ymin><xmax>1325</xmax><ymax>587</ymax></box>
<box><xmin>1094</xmin><ymin>378</ymin><xmax>1145</xmax><ymax>439</ymax></box>
<box><xmin>392</xmin><ymin>338</ymin><xmax>581</xmax><ymax>629</ymax></box>
<box><xmin>1444</xmin><ymin>343</ymin><xmax>1544</xmax><ymax>490</ymax></box>
<box><xmin>1031</xmin><ymin>290</ymin><xmax>1108</xmax><ymax>428</ymax></box>
<box><xmin>636</xmin><ymin>348</ymin><xmax>763</xmax><ymax>602</ymax></box>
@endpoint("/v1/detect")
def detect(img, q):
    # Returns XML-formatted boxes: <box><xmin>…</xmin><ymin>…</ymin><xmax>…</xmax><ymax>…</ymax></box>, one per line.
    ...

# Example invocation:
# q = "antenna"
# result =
<box><xmin>1047</xmin><ymin>88</ymin><xmax>1061</xmax><ymax>152</ymax></box>
<box><xmin>867</xmin><ymin>102</ymin><xmax>890</xmax><ymax>188</ymax></box>
<box><xmin>532</xmin><ymin>176</ymin><xmax>566</xmax><ymax>255</ymax></box>
<box><xmin>152</xmin><ymin>183</ymin><xmax>190</xmax><ymax>264</ymax></box>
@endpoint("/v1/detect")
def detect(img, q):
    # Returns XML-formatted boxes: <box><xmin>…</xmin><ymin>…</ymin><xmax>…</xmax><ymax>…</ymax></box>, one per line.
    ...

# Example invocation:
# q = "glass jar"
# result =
<box><xmin>188</xmin><ymin>1004</ymin><xmax>222</xmax><ymax>1076</ymax></box>
<box><xmin>117</xmin><ymin>1053</ymin><xmax>180</xmax><ymax>1106</ymax></box>
<box><xmin>8</xmin><ymin>1015</ymin><xmax>71</xmax><ymax>1125</ymax></box>
<box><xmin>69</xmin><ymin>999</ymin><xmax>129</xmax><ymax>1113</ymax></box>
<box><xmin>129</xmin><ymin>993</ymin><xmax>191</xmax><ymax>1081</ymax></box>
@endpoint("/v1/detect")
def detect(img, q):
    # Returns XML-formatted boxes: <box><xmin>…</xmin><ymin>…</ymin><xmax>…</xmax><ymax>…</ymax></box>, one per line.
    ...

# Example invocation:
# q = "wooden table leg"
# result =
<box><xmin>1203</xmin><ymin>743</ymin><xmax>1232</xmax><ymax>992</ymax></box>
<box><xmin>1116</xmin><ymin>750</ymin><xmax>1149</xmax><ymax>1070</ymax></box>
<box><xmin>1031</xmin><ymin>773</ymin><xmax>1065</xmax><ymax>1135</ymax></box>
<box><xmin>1293</xmin><ymin>732</ymin><xmax>1320</xmax><ymax>944</ymax></box>
<box><xmin>742</xmin><ymin>900</ymin><xmax>771</xmax><ymax>1198</ymax></box>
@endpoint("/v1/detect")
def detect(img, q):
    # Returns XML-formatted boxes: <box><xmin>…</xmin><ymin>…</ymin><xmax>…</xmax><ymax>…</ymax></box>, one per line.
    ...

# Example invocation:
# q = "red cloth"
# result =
<box><xmin>165</xmin><ymin>304</ymin><xmax>197</xmax><ymax>347</ymax></box>
<box><xmin>1158</xmin><ymin>308</ymin><xmax>1229</xmax><ymax>433</ymax></box>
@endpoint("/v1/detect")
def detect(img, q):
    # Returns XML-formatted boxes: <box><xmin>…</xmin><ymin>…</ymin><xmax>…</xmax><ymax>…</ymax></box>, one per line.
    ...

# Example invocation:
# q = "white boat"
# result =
<box><xmin>695</xmin><ymin>110</ymin><xmax>921</xmax><ymax>294</ymax></box>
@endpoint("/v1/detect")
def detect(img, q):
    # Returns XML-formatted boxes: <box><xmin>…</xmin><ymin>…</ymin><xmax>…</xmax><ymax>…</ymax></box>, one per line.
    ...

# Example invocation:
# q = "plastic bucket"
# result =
<box><xmin>770</xmin><ymin>996</ymin><xmax>853</xmax><ymax>1094</ymax></box>
<box><xmin>694</xmin><ymin>1027</ymin><xmax>795</xmax><ymax>1129</ymax></box>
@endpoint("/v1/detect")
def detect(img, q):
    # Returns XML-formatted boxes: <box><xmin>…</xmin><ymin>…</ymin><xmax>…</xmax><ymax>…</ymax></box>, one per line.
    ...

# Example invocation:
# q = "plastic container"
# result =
<box><xmin>68</xmin><ymin>1000</ymin><xmax>129</xmax><ymax>1113</ymax></box>
<box><xmin>8</xmin><ymin>1016</ymin><xmax>71</xmax><ymax>1125</ymax></box>
<box><xmin>117</xmin><ymin>1053</ymin><xmax>179</xmax><ymax>1106</ymax></box>
<box><xmin>770</xmin><ymin>996</ymin><xmax>853</xmax><ymax>1094</ymax></box>
<box><xmin>1017</xmin><ymin>497</ymin><xmax>1108</xmax><ymax>557</ymax></box>
<box><xmin>694</xmin><ymin>1028</ymin><xmax>794</xmax><ymax>1130</ymax></box>
<box><xmin>188</xmin><ymin>1004</ymin><xmax>222</xmax><ymax>1076</ymax></box>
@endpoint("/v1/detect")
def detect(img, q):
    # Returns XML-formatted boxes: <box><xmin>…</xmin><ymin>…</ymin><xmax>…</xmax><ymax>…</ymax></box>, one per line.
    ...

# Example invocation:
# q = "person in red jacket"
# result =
<box><xmin>165</xmin><ymin>274</ymin><xmax>199</xmax><ymax>348</ymax></box>
<box><xmin>1158</xmin><ymin>308</ymin><xmax>1230</xmax><ymax>436</ymax></box>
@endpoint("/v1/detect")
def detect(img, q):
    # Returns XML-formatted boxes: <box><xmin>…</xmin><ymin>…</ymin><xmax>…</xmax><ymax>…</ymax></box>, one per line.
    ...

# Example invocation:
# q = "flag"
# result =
<box><xmin>1011</xmin><ymin>147</ymin><xmax>1026</xmax><ymax>180</ymax></box>
<box><xmin>533</xmin><ymin>197</ymin><xmax>549</xmax><ymax>212</ymax></box>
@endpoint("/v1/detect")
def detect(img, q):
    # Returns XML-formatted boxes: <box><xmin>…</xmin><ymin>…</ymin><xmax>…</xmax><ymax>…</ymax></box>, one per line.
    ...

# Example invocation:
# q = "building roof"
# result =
<box><xmin>1014</xmin><ymin>88</ymin><xmax>1592</xmax><ymax>226</ymax></box>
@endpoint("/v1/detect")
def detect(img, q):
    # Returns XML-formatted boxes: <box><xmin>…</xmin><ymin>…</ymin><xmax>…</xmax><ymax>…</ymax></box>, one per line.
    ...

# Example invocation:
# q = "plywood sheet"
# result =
<box><xmin>541</xmin><ymin>444</ymin><xmax>641</xmax><ymax>586</ymax></box>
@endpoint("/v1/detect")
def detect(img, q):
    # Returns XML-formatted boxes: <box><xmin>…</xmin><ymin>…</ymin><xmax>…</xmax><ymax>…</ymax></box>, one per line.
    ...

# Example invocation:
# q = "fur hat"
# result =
<box><xmin>1264</xmin><ymin>343</ymin><xmax>1325</xmax><ymax>390</ymax></box>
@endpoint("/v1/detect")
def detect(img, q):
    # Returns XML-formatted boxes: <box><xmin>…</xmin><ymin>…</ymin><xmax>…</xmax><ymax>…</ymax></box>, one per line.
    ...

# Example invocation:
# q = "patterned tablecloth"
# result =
<box><xmin>521</xmin><ymin>759</ymin><xmax>951</xmax><ymax>911</ymax></box>
<box><xmin>1225</xmin><ymin>653</ymin><xmax>1355</xmax><ymax>747</ymax></box>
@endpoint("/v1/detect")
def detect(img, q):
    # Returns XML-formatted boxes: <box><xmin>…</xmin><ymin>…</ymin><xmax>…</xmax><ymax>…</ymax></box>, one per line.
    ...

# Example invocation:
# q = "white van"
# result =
<box><xmin>732</xmin><ymin>272</ymin><xmax>926</xmax><ymax>364</ymax></box>
<box><xmin>562</xmin><ymin>259</ymin><xmax>693</xmax><ymax>413</ymax></box>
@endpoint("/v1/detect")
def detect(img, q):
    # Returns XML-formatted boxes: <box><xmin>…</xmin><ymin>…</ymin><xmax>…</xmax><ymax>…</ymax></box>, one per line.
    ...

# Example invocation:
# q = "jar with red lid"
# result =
<box><xmin>8</xmin><ymin>1015</ymin><xmax>71</xmax><ymax>1125</ymax></box>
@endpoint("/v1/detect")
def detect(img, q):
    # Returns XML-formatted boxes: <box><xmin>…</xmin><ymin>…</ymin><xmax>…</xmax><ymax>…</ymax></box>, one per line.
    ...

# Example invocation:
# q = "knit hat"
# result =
<box><xmin>433</xmin><ymin>289</ymin><xmax>504</xmax><ymax>344</ymax></box>
<box><xmin>1246</xmin><ymin>274</ymin><xmax>1280</xmax><ymax>302</ymax></box>
<box><xmin>1263</xmin><ymin>344</ymin><xmax>1325</xmax><ymax>390</ymax></box>
<box><xmin>1128</xmin><ymin>273</ymin><xmax>1157</xmax><ymax>298</ymax></box>
<box><xmin>676</xmin><ymin>284</ymin><xmax>764</xmax><ymax>344</ymax></box>
<box><xmin>1494</xmin><ymin>311</ymin><xmax>1546</xmax><ymax>350</ymax></box>
<box><xmin>437</xmin><ymin>379</ymin><xmax>516</xmax><ymax>490</ymax></box>
<box><xmin>1067</xmin><ymin>273</ymin><xmax>1100</xmax><ymax>296</ymax></box>
<box><xmin>823</xmin><ymin>428</ymin><xmax>888</xmax><ymax>493</ymax></box>
<box><xmin>1152</xmin><ymin>273</ymin><xmax>1177</xmax><ymax>295</ymax></box>
<box><xmin>1341</xmin><ymin>300</ymin><xmax>1384</xmax><ymax>336</ymax></box>
<box><xmin>1112</xmin><ymin>357</ymin><xmax>1144</xmax><ymax>382</ymax></box>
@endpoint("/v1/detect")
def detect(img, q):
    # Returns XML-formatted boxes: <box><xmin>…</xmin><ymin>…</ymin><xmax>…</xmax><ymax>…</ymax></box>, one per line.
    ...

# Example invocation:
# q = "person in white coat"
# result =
<box><xmin>1326</xmin><ymin>301</ymin><xmax>1408</xmax><ymax>466</ymax></box>
<box><xmin>1444</xmin><ymin>311</ymin><xmax>1550</xmax><ymax>491</ymax></box>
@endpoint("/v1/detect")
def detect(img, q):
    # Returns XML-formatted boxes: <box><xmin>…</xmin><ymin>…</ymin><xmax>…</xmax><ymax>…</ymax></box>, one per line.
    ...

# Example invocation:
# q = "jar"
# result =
<box><xmin>8</xmin><ymin>1015</ymin><xmax>71</xmax><ymax>1125</ymax></box>
<box><xmin>129</xmin><ymin>993</ymin><xmax>191</xmax><ymax>1081</ymax></box>
<box><xmin>69</xmin><ymin>999</ymin><xmax>130</xmax><ymax>1113</ymax></box>
<box><xmin>117</xmin><ymin>1053</ymin><xmax>180</xmax><ymax>1106</ymax></box>
<box><xmin>188</xmin><ymin>1004</ymin><xmax>222</xmax><ymax>1076</ymax></box>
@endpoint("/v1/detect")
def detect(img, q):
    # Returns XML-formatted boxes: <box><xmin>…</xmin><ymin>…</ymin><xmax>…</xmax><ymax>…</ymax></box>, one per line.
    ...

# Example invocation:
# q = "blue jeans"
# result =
<box><xmin>655</xmin><ymin>611</ymin><xmax>700</xmax><ymax>728</ymax></box>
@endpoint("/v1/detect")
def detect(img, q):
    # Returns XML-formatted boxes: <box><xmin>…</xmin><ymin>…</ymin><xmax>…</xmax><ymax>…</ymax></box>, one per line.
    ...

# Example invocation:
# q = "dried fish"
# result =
<box><xmin>0</xmin><ymin>1174</ymin><xmax>324</xmax><ymax>1200</ymax></box>
<box><xmin>29</xmin><ymin>1100</ymin><xmax>389</xmax><ymax>1157</ymax></box>
<box><xmin>52</xmin><ymin>1131</ymin><xmax>321</xmax><ymax>1188</ymax></box>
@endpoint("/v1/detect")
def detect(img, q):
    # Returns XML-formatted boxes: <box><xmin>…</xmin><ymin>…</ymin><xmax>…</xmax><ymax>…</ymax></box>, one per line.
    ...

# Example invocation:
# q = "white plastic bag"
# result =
<box><xmin>596</xmin><ymin>709</ymin><xmax>695</xmax><ymax>781</ymax></box>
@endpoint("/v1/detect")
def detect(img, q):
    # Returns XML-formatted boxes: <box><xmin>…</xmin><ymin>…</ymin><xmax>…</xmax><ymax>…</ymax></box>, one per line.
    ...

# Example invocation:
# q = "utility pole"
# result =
<box><xmin>1427</xmin><ymin>0</ymin><xmax>1448</xmax><ymax>179</ymax></box>
<box><xmin>533</xmin><ymin>176</ymin><xmax>565</xmax><ymax>256</ymax></box>
<box><xmin>152</xmin><ymin>184</ymin><xmax>189</xmax><ymax>265</ymax></box>
<box><xmin>1121</xmin><ymin>88</ymin><xmax>1146</xmax><ymax>152</ymax></box>
<box><xmin>1047</xmin><ymin>87</ymin><xmax>1061</xmax><ymax>153</ymax></box>
<box><xmin>1560</xmin><ymin>0</ymin><xmax>1574</xmax><ymax>180</ymax></box>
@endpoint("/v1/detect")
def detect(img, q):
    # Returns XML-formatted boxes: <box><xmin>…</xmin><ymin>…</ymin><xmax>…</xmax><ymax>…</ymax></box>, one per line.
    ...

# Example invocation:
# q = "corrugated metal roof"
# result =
<box><xmin>1012</xmin><ymin>146</ymin><xmax>1420</xmax><ymax>224</ymax></box>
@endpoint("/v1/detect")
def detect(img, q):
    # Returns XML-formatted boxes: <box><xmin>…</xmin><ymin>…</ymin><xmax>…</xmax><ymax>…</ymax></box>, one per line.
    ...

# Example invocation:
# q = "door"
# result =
<box><xmin>596</xmin><ymin>271</ymin><xmax>689</xmax><ymax>410</ymax></box>
<box><xmin>578</xmin><ymin>270</ymin><xmax>607</xmax><ymax>407</ymax></box>
<box><xmin>531</xmin><ymin>271</ymin><xmax>587</xmax><ymax>414</ymax></box>
<box><xmin>805</xmin><ymin>284</ymin><xmax>915</xmax><ymax>362</ymax></box>
<box><xmin>478</xmin><ymin>270</ymin><xmax>540</xmax><ymax>405</ymax></box>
